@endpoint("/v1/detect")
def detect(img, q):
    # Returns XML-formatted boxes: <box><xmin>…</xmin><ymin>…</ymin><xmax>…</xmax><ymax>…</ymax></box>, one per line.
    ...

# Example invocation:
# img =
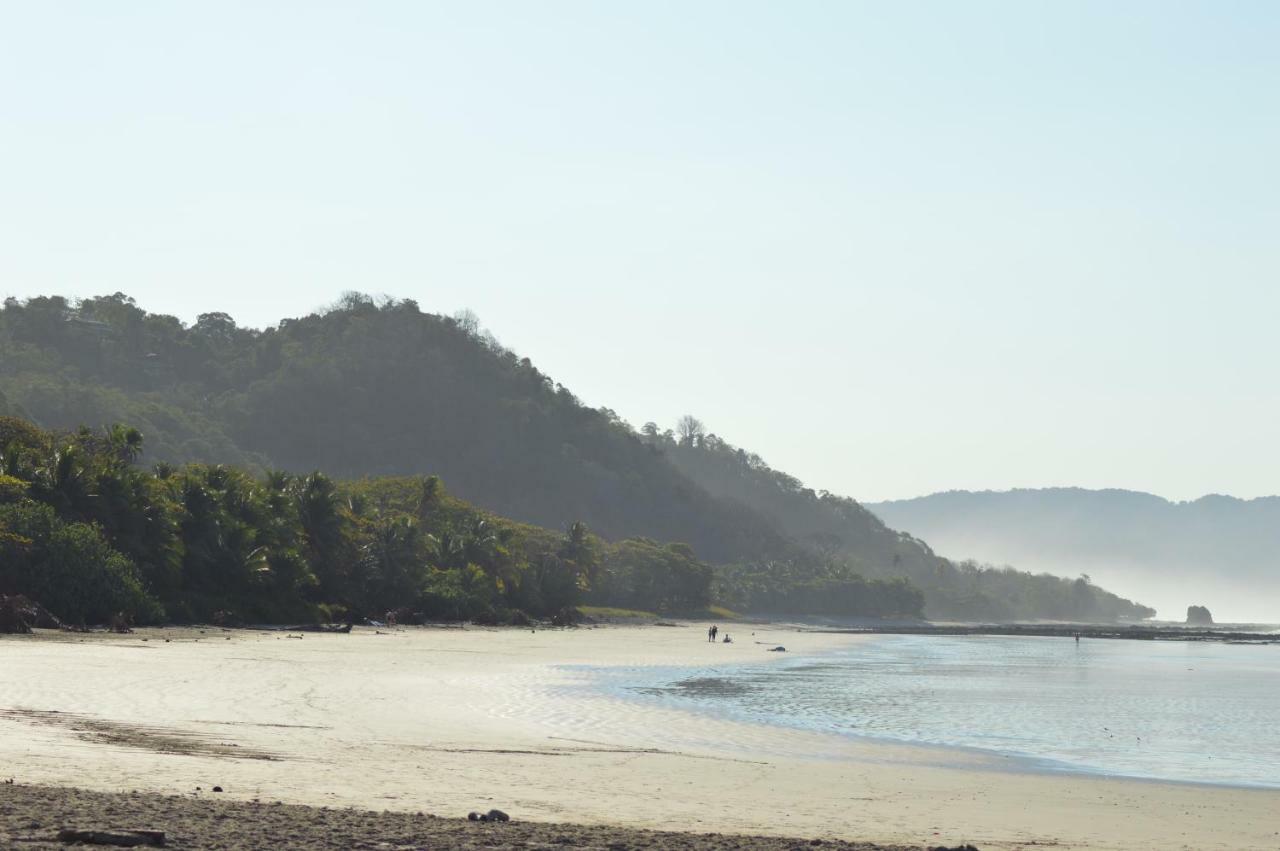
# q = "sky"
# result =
<box><xmin>2</xmin><ymin>1</ymin><xmax>1277</xmax><ymax>503</ymax></box>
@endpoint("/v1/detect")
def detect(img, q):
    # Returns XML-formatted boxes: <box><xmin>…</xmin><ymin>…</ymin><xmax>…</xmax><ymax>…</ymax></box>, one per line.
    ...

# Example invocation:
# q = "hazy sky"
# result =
<box><xmin>3</xmin><ymin>2</ymin><xmax>1277</xmax><ymax>502</ymax></box>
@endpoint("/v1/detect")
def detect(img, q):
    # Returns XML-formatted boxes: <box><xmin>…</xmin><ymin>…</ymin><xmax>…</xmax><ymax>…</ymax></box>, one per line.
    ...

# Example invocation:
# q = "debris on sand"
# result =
<box><xmin>56</xmin><ymin>828</ymin><xmax>166</xmax><ymax>847</ymax></box>
<box><xmin>0</xmin><ymin>595</ymin><xmax>63</xmax><ymax>634</ymax></box>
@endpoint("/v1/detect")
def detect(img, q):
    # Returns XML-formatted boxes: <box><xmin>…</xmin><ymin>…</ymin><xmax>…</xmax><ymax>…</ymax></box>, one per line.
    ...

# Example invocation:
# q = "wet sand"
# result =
<box><xmin>1</xmin><ymin>624</ymin><xmax>1277</xmax><ymax>850</ymax></box>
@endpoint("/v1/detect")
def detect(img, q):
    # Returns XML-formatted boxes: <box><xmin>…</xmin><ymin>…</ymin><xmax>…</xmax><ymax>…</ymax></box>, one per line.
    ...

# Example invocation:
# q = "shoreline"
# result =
<box><xmin>805</xmin><ymin>623</ymin><xmax>1280</xmax><ymax>643</ymax></box>
<box><xmin>573</xmin><ymin>630</ymin><xmax>1280</xmax><ymax>794</ymax></box>
<box><xmin>3</xmin><ymin>623</ymin><xmax>1278</xmax><ymax>850</ymax></box>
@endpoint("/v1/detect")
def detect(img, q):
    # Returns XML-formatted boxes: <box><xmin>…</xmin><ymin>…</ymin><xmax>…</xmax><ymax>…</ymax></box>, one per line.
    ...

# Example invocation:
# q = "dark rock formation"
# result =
<box><xmin>1186</xmin><ymin>605</ymin><xmax>1214</xmax><ymax>625</ymax></box>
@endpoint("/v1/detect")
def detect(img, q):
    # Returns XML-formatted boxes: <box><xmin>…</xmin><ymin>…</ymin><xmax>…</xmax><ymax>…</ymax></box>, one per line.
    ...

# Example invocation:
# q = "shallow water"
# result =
<box><xmin>579</xmin><ymin>634</ymin><xmax>1280</xmax><ymax>788</ymax></box>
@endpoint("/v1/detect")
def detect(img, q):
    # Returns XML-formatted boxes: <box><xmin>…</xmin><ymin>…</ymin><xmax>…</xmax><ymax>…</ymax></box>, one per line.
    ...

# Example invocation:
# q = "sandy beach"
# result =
<box><xmin>1</xmin><ymin>624</ymin><xmax>1277</xmax><ymax>850</ymax></box>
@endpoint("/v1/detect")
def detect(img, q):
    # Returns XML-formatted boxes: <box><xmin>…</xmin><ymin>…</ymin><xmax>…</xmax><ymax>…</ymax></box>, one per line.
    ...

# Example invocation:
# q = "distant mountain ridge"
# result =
<box><xmin>868</xmin><ymin>488</ymin><xmax>1280</xmax><ymax>623</ymax></box>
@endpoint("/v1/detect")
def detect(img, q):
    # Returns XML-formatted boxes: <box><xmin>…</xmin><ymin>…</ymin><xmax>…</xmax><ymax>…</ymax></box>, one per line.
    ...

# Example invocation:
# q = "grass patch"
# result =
<box><xmin>667</xmin><ymin>605</ymin><xmax>743</xmax><ymax>621</ymax></box>
<box><xmin>579</xmin><ymin>606</ymin><xmax>659</xmax><ymax>620</ymax></box>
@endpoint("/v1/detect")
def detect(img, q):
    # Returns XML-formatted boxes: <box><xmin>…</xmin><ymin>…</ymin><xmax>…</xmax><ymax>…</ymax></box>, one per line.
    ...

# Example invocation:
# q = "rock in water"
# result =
<box><xmin>1186</xmin><ymin>605</ymin><xmax>1214</xmax><ymax>625</ymax></box>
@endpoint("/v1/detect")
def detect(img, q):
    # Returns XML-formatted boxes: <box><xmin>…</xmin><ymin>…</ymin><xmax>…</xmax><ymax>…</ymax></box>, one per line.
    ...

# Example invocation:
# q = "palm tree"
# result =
<box><xmin>559</xmin><ymin>521</ymin><xmax>598</xmax><ymax>586</ymax></box>
<box><xmin>361</xmin><ymin>516</ymin><xmax>422</xmax><ymax>607</ymax></box>
<box><xmin>33</xmin><ymin>445</ymin><xmax>92</xmax><ymax>517</ymax></box>
<box><xmin>294</xmin><ymin>472</ymin><xmax>350</xmax><ymax>599</ymax></box>
<box><xmin>102</xmin><ymin>424</ymin><xmax>144</xmax><ymax>465</ymax></box>
<box><xmin>427</xmin><ymin>529</ymin><xmax>466</xmax><ymax>571</ymax></box>
<box><xmin>461</xmin><ymin>518</ymin><xmax>498</xmax><ymax>570</ymax></box>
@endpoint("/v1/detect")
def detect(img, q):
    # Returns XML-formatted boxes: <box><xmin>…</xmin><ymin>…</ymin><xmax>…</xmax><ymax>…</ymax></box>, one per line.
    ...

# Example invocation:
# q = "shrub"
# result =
<box><xmin>0</xmin><ymin>501</ymin><xmax>163</xmax><ymax>624</ymax></box>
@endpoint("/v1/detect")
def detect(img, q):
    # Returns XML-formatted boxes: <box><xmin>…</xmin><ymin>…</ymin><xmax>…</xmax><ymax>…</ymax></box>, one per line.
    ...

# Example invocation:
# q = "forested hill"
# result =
<box><xmin>0</xmin><ymin>294</ymin><xmax>1154</xmax><ymax>621</ymax></box>
<box><xmin>0</xmin><ymin>293</ymin><xmax>786</xmax><ymax>565</ymax></box>
<box><xmin>654</xmin><ymin>430</ymin><xmax>1153</xmax><ymax>621</ymax></box>
<box><xmin>869</xmin><ymin>489</ymin><xmax>1280</xmax><ymax>623</ymax></box>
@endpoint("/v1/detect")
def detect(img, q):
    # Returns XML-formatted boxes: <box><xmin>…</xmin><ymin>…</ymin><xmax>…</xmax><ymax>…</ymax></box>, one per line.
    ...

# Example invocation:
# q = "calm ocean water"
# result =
<box><xmin>579</xmin><ymin>634</ymin><xmax>1280</xmax><ymax>788</ymax></box>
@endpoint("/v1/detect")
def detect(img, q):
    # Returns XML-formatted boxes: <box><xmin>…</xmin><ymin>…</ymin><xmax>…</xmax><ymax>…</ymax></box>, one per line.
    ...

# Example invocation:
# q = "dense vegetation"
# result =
<box><xmin>0</xmin><ymin>294</ymin><xmax>785</xmax><ymax>563</ymax></box>
<box><xmin>0</xmin><ymin>294</ymin><xmax>1153</xmax><ymax>622</ymax></box>
<box><xmin>0</xmin><ymin>417</ymin><xmax>725</xmax><ymax>625</ymax></box>
<box><xmin>649</xmin><ymin>422</ymin><xmax>1153</xmax><ymax>621</ymax></box>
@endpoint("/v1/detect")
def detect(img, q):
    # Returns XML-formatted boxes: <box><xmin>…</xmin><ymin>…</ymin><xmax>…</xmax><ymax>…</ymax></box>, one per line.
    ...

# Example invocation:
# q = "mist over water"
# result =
<box><xmin>868</xmin><ymin>490</ymin><xmax>1280</xmax><ymax>623</ymax></box>
<box><xmin>581</xmin><ymin>635</ymin><xmax>1280</xmax><ymax>788</ymax></box>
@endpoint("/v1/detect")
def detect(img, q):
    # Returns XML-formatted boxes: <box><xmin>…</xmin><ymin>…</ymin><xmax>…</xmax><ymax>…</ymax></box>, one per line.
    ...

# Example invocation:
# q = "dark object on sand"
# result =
<box><xmin>0</xmin><ymin>595</ymin><xmax>63</xmax><ymax>634</ymax></box>
<box><xmin>56</xmin><ymin>828</ymin><xmax>166</xmax><ymax>847</ymax></box>
<box><xmin>550</xmin><ymin>607</ymin><xmax>582</xmax><ymax>627</ymax></box>
<box><xmin>928</xmin><ymin>845</ymin><xmax>979</xmax><ymax>851</ymax></box>
<box><xmin>266</xmin><ymin>623</ymin><xmax>352</xmax><ymax>634</ymax></box>
<box><xmin>467</xmin><ymin>809</ymin><xmax>510</xmax><ymax>822</ymax></box>
<box><xmin>210</xmin><ymin>610</ymin><xmax>243</xmax><ymax>627</ymax></box>
<box><xmin>1186</xmin><ymin>605</ymin><xmax>1214</xmax><ymax>626</ymax></box>
<box><xmin>211</xmin><ymin>786</ymin><xmax>223</xmax><ymax>793</ymax></box>
<box><xmin>467</xmin><ymin>812</ymin><xmax>481</xmax><ymax>821</ymax></box>
<box><xmin>767</xmin><ymin>646</ymin><xmax>786</xmax><ymax>652</ymax></box>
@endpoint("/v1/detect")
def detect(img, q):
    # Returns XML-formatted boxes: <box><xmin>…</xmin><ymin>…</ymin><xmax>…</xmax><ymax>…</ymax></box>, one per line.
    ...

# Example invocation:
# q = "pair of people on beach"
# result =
<box><xmin>707</xmin><ymin>625</ymin><xmax>731</xmax><ymax>643</ymax></box>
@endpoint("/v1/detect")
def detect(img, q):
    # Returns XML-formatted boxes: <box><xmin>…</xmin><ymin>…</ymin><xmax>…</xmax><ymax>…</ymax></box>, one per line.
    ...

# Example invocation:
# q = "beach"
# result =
<box><xmin>1</xmin><ymin>624</ymin><xmax>1277</xmax><ymax>850</ymax></box>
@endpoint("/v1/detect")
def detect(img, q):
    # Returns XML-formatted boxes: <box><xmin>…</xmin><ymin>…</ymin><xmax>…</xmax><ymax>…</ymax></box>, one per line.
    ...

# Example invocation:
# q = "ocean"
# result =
<box><xmin>579</xmin><ymin>633</ymin><xmax>1280</xmax><ymax>788</ymax></box>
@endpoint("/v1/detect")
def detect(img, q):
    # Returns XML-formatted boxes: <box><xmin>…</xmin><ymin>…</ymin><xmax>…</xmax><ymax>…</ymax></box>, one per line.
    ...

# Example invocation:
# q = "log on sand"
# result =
<box><xmin>56</xmin><ymin>828</ymin><xmax>165</xmax><ymax>847</ymax></box>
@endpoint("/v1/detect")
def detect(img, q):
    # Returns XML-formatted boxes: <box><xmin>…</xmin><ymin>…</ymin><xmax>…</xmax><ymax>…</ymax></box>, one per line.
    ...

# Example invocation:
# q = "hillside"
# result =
<box><xmin>0</xmin><ymin>294</ymin><xmax>1152</xmax><ymax>621</ymax></box>
<box><xmin>0</xmin><ymin>294</ymin><xmax>789</xmax><ymax>565</ymax></box>
<box><xmin>655</xmin><ymin>430</ymin><xmax>1153</xmax><ymax>621</ymax></box>
<box><xmin>869</xmin><ymin>489</ymin><xmax>1280</xmax><ymax>623</ymax></box>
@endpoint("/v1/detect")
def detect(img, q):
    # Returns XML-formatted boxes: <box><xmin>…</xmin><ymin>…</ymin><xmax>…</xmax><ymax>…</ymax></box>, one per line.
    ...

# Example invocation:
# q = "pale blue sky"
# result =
<box><xmin>2</xmin><ymin>2</ymin><xmax>1277</xmax><ymax>502</ymax></box>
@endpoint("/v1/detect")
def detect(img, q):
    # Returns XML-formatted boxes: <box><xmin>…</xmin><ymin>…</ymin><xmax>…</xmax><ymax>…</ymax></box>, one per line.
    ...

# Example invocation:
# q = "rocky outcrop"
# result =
<box><xmin>1186</xmin><ymin>605</ymin><xmax>1214</xmax><ymax>625</ymax></box>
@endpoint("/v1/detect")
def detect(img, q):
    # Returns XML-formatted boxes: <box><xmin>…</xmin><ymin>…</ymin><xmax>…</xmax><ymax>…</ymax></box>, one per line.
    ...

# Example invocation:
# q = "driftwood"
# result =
<box><xmin>56</xmin><ymin>828</ymin><xmax>166</xmax><ymax>847</ymax></box>
<box><xmin>257</xmin><ymin>623</ymin><xmax>353</xmax><ymax>634</ymax></box>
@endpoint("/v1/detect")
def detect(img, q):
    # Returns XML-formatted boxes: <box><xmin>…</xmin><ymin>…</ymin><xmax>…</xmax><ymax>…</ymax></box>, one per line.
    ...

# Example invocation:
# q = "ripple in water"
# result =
<box><xmin>574</xmin><ymin>635</ymin><xmax>1280</xmax><ymax>788</ymax></box>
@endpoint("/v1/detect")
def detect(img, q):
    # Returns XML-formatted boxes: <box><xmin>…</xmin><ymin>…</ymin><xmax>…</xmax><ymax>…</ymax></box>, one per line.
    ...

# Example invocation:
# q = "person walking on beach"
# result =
<box><xmin>708</xmin><ymin>625</ymin><xmax>718</xmax><ymax>642</ymax></box>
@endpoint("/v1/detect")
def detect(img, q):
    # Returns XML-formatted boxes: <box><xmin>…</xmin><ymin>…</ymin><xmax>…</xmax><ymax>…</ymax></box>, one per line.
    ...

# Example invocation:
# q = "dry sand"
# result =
<box><xmin>1</xmin><ymin>623</ymin><xmax>1277</xmax><ymax>850</ymax></box>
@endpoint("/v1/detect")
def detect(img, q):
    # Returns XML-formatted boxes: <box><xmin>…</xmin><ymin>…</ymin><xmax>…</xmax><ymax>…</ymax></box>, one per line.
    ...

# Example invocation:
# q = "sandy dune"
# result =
<box><xmin>1</xmin><ymin>624</ymin><xmax>1276</xmax><ymax>850</ymax></box>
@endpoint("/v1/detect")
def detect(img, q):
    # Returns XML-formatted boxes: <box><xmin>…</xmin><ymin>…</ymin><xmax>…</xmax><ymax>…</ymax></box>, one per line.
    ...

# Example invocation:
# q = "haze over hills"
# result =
<box><xmin>0</xmin><ymin>293</ymin><xmax>1155</xmax><ymax>622</ymax></box>
<box><xmin>869</xmin><ymin>488</ymin><xmax>1280</xmax><ymax>623</ymax></box>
